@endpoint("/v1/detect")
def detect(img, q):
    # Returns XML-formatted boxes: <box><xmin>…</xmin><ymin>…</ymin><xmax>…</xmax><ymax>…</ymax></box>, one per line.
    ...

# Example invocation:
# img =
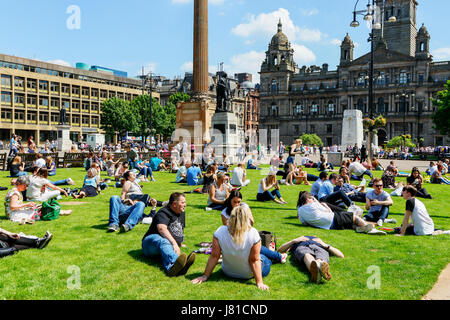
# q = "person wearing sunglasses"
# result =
<box><xmin>406</xmin><ymin>167</ymin><xmax>432</xmax><ymax>199</ymax></box>
<box><xmin>365</xmin><ymin>178</ymin><xmax>395</xmax><ymax>227</ymax></box>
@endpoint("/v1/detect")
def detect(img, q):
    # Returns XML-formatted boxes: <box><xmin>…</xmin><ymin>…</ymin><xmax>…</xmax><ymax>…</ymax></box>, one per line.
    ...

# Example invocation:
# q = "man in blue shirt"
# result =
<box><xmin>318</xmin><ymin>174</ymin><xmax>353</xmax><ymax>209</ymax></box>
<box><xmin>311</xmin><ymin>172</ymin><xmax>328</xmax><ymax>199</ymax></box>
<box><xmin>186</xmin><ymin>163</ymin><xmax>203</xmax><ymax>186</ymax></box>
<box><xmin>150</xmin><ymin>153</ymin><xmax>163</xmax><ymax>171</ymax></box>
<box><xmin>334</xmin><ymin>177</ymin><xmax>366</xmax><ymax>203</ymax></box>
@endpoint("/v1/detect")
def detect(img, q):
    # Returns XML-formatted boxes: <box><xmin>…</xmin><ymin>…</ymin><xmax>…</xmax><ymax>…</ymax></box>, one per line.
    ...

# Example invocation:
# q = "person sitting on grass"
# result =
<box><xmin>206</xmin><ymin>172</ymin><xmax>230</xmax><ymax>211</ymax></box>
<box><xmin>220</xmin><ymin>191</ymin><xmax>288</xmax><ymax>263</ymax></box>
<box><xmin>186</xmin><ymin>162</ymin><xmax>204</xmax><ymax>187</ymax></box>
<box><xmin>191</xmin><ymin>206</ymin><xmax>272</xmax><ymax>291</ymax></box>
<box><xmin>45</xmin><ymin>156</ymin><xmax>57</xmax><ymax>176</ymax></box>
<box><xmin>106</xmin><ymin>153</ymin><xmax>121</xmax><ymax>177</ymax></box>
<box><xmin>396</xmin><ymin>185</ymin><xmax>450</xmax><ymax>236</ymax></box>
<box><xmin>9</xmin><ymin>156</ymin><xmax>28</xmax><ymax>177</ymax></box>
<box><xmin>348</xmin><ymin>160</ymin><xmax>373</xmax><ymax>181</ymax></box>
<box><xmin>338</xmin><ymin>166</ymin><xmax>351</xmax><ymax>184</ymax></box>
<box><xmin>247</xmin><ymin>155</ymin><xmax>258</xmax><ymax>170</ymax></box>
<box><xmin>230</xmin><ymin>163</ymin><xmax>250</xmax><ymax>187</ymax></box>
<box><xmin>310</xmin><ymin>171</ymin><xmax>328</xmax><ymax>199</ymax></box>
<box><xmin>114</xmin><ymin>161</ymin><xmax>129</xmax><ymax>188</ymax></box>
<box><xmin>142</xmin><ymin>193</ymin><xmax>196</xmax><ymax>277</ymax></box>
<box><xmin>278</xmin><ymin>235</ymin><xmax>344</xmax><ymax>283</ymax></box>
<box><xmin>72</xmin><ymin>168</ymin><xmax>99</xmax><ymax>199</ymax></box>
<box><xmin>176</xmin><ymin>160</ymin><xmax>190</xmax><ymax>183</ymax></box>
<box><xmin>218</xmin><ymin>153</ymin><xmax>231</xmax><ymax>172</ymax></box>
<box><xmin>297</xmin><ymin>191</ymin><xmax>386</xmax><ymax>235</ymax></box>
<box><xmin>364</xmin><ymin>178</ymin><xmax>395</xmax><ymax>227</ymax></box>
<box><xmin>318</xmin><ymin>173</ymin><xmax>354</xmax><ymax>209</ymax></box>
<box><xmin>431</xmin><ymin>163</ymin><xmax>450</xmax><ymax>185</ymax></box>
<box><xmin>5</xmin><ymin>176</ymin><xmax>39</xmax><ymax>223</ymax></box>
<box><xmin>135</xmin><ymin>154</ymin><xmax>155</xmax><ymax>182</ymax></box>
<box><xmin>125</xmin><ymin>144</ymin><xmax>139</xmax><ymax>169</ymax></box>
<box><xmin>107</xmin><ymin>190</ymin><xmax>147</xmax><ymax>233</ymax></box>
<box><xmin>150</xmin><ymin>152</ymin><xmax>167</xmax><ymax>172</ymax></box>
<box><xmin>317</xmin><ymin>155</ymin><xmax>334</xmax><ymax>172</ymax></box>
<box><xmin>334</xmin><ymin>177</ymin><xmax>367</xmax><ymax>203</ymax></box>
<box><xmin>256</xmin><ymin>171</ymin><xmax>287</xmax><ymax>204</ymax></box>
<box><xmin>285</xmin><ymin>164</ymin><xmax>311</xmax><ymax>186</ymax></box>
<box><xmin>0</xmin><ymin>228</ymin><xmax>53</xmax><ymax>258</ymax></box>
<box><xmin>371</xmin><ymin>157</ymin><xmax>384</xmax><ymax>171</ymax></box>
<box><xmin>406</xmin><ymin>167</ymin><xmax>432</xmax><ymax>199</ymax></box>
<box><xmin>26</xmin><ymin>168</ymin><xmax>69</xmax><ymax>202</ymax></box>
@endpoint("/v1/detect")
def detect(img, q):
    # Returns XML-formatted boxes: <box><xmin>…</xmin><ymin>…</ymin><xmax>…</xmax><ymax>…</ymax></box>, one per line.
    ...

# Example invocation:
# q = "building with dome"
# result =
<box><xmin>259</xmin><ymin>0</ymin><xmax>450</xmax><ymax>148</ymax></box>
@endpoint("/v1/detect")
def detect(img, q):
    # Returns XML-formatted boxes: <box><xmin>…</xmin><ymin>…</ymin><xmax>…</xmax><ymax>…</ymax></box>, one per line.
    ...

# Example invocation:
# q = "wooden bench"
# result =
<box><xmin>0</xmin><ymin>153</ymin><xmax>7</xmax><ymax>171</ymax></box>
<box><xmin>62</xmin><ymin>152</ymin><xmax>87</xmax><ymax>168</ymax></box>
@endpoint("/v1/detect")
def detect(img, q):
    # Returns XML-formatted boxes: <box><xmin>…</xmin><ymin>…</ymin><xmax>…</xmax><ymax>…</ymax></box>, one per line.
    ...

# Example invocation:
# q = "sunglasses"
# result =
<box><xmin>374</xmin><ymin>184</ymin><xmax>383</xmax><ymax>188</ymax></box>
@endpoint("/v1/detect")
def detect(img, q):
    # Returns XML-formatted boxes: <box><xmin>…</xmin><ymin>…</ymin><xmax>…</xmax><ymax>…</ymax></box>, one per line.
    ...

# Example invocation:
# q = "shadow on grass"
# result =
<box><xmin>128</xmin><ymin>249</ymin><xmax>166</xmax><ymax>273</ymax></box>
<box><xmin>91</xmin><ymin>223</ymin><xmax>110</xmax><ymax>231</ymax></box>
<box><xmin>184</xmin><ymin>270</ymin><xmax>261</xmax><ymax>288</ymax></box>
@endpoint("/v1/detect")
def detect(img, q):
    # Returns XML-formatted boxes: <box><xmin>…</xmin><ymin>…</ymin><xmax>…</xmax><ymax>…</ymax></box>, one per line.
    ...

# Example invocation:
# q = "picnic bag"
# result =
<box><xmin>40</xmin><ymin>198</ymin><xmax>61</xmax><ymax>221</ymax></box>
<box><xmin>259</xmin><ymin>231</ymin><xmax>277</xmax><ymax>251</ymax></box>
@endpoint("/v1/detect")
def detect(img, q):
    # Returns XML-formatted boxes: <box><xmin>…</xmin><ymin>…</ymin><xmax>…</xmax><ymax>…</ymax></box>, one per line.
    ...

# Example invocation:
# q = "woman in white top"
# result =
<box><xmin>230</xmin><ymin>163</ymin><xmax>250</xmax><ymax>187</ymax></box>
<box><xmin>256</xmin><ymin>172</ymin><xmax>287</xmax><ymax>204</ymax></box>
<box><xmin>397</xmin><ymin>186</ymin><xmax>450</xmax><ymax>236</ymax></box>
<box><xmin>4</xmin><ymin>176</ymin><xmax>38</xmax><ymax>223</ymax></box>
<box><xmin>191</xmin><ymin>206</ymin><xmax>271</xmax><ymax>291</ymax></box>
<box><xmin>207</xmin><ymin>172</ymin><xmax>230</xmax><ymax>211</ymax></box>
<box><xmin>26</xmin><ymin>168</ymin><xmax>68</xmax><ymax>202</ymax></box>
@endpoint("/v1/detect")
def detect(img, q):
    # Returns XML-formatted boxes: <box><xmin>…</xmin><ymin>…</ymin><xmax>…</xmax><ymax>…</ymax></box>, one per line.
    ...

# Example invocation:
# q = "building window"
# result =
<box><xmin>82</xmin><ymin>116</ymin><xmax>90</xmax><ymax>125</ymax></box>
<box><xmin>50</xmin><ymin>113</ymin><xmax>59</xmax><ymax>123</ymax></box>
<box><xmin>311</xmin><ymin>104</ymin><xmax>318</xmax><ymax>114</ymax></box>
<box><xmin>72</xmin><ymin>86</ymin><xmax>80</xmax><ymax>95</ymax></box>
<box><xmin>327</xmin><ymin>124</ymin><xmax>332</xmax><ymax>134</ymax></box>
<box><xmin>1</xmin><ymin>110</ymin><xmax>12</xmax><ymax>120</ymax></box>
<box><xmin>14</xmin><ymin>77</ymin><xmax>24</xmax><ymax>88</ymax></box>
<box><xmin>72</xmin><ymin>116</ymin><xmax>80</xmax><ymax>124</ymax></box>
<box><xmin>14</xmin><ymin>111</ymin><xmax>25</xmax><ymax>120</ymax></box>
<box><xmin>271</xmin><ymin>80</ymin><xmax>278</xmax><ymax>93</ymax></box>
<box><xmin>27</xmin><ymin>112</ymin><xmax>37</xmax><ymax>121</ymax></box>
<box><xmin>50</xmin><ymin>98</ymin><xmax>60</xmax><ymax>108</ymax></box>
<box><xmin>14</xmin><ymin>94</ymin><xmax>25</xmax><ymax>104</ymax></box>
<box><xmin>399</xmin><ymin>70</ymin><xmax>407</xmax><ymax>84</ymax></box>
<box><xmin>82</xmin><ymin>102</ymin><xmax>90</xmax><ymax>111</ymax></box>
<box><xmin>39</xmin><ymin>97</ymin><xmax>49</xmax><ymax>106</ymax></box>
<box><xmin>50</xmin><ymin>82</ymin><xmax>59</xmax><ymax>93</ymax></box>
<box><xmin>27</xmin><ymin>79</ymin><xmax>37</xmax><ymax>90</ymax></box>
<box><xmin>1</xmin><ymin>75</ymin><xmax>11</xmax><ymax>88</ymax></box>
<box><xmin>328</xmin><ymin>101</ymin><xmax>335</xmax><ymax>113</ymax></box>
<box><xmin>27</xmin><ymin>95</ymin><xmax>37</xmax><ymax>105</ymax></box>
<box><xmin>294</xmin><ymin>125</ymin><xmax>300</xmax><ymax>135</ymax></box>
<box><xmin>270</xmin><ymin>103</ymin><xmax>278</xmax><ymax>116</ymax></box>
<box><xmin>39</xmin><ymin>80</ymin><xmax>48</xmax><ymax>91</ymax></box>
<box><xmin>1</xmin><ymin>92</ymin><xmax>11</xmax><ymax>103</ymax></box>
<box><xmin>39</xmin><ymin>113</ymin><xmax>49</xmax><ymax>123</ymax></box>
<box><xmin>294</xmin><ymin>103</ymin><xmax>303</xmax><ymax>116</ymax></box>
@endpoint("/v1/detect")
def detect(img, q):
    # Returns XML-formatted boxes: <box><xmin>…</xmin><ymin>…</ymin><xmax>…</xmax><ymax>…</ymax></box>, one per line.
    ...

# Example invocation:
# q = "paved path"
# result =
<box><xmin>422</xmin><ymin>264</ymin><xmax>450</xmax><ymax>300</ymax></box>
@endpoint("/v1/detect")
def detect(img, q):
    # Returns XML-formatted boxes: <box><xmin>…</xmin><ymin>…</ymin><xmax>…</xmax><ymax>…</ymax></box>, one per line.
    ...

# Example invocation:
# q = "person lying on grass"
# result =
<box><xmin>220</xmin><ymin>190</ymin><xmax>287</xmax><ymax>264</ymax></box>
<box><xmin>297</xmin><ymin>191</ymin><xmax>386</xmax><ymax>235</ymax></box>
<box><xmin>0</xmin><ymin>228</ymin><xmax>53</xmax><ymax>258</ymax></box>
<box><xmin>278</xmin><ymin>235</ymin><xmax>344</xmax><ymax>283</ymax></box>
<box><xmin>191</xmin><ymin>206</ymin><xmax>274</xmax><ymax>291</ymax></box>
<box><xmin>395</xmin><ymin>185</ymin><xmax>450</xmax><ymax>237</ymax></box>
<box><xmin>142</xmin><ymin>193</ymin><xmax>195</xmax><ymax>277</ymax></box>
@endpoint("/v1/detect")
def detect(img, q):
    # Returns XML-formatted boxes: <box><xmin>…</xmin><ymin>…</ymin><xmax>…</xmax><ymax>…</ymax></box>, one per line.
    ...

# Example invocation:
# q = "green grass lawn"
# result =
<box><xmin>0</xmin><ymin>166</ymin><xmax>449</xmax><ymax>300</ymax></box>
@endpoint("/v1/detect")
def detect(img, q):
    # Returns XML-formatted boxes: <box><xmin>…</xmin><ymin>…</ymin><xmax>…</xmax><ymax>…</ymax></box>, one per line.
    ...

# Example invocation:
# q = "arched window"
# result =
<box><xmin>420</xmin><ymin>42</ymin><xmax>425</xmax><ymax>52</ymax></box>
<box><xmin>344</xmin><ymin>50</ymin><xmax>348</xmax><ymax>60</ymax></box>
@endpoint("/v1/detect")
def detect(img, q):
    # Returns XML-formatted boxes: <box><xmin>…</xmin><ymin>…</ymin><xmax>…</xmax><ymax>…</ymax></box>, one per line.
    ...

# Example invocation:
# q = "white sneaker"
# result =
<box><xmin>384</xmin><ymin>218</ymin><xmax>397</xmax><ymax>224</ymax></box>
<box><xmin>356</xmin><ymin>224</ymin><xmax>373</xmax><ymax>233</ymax></box>
<box><xmin>377</xmin><ymin>219</ymin><xmax>383</xmax><ymax>227</ymax></box>
<box><xmin>142</xmin><ymin>217</ymin><xmax>153</xmax><ymax>225</ymax></box>
<box><xmin>205</xmin><ymin>207</ymin><xmax>213</xmax><ymax>211</ymax></box>
<box><xmin>367</xmin><ymin>229</ymin><xmax>387</xmax><ymax>235</ymax></box>
<box><xmin>67</xmin><ymin>178</ymin><xmax>75</xmax><ymax>185</ymax></box>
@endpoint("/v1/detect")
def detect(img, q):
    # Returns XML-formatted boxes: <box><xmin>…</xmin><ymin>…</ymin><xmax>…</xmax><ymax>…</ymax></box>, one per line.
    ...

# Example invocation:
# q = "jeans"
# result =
<box><xmin>364</xmin><ymin>206</ymin><xmax>390</xmax><ymax>222</ymax></box>
<box><xmin>108</xmin><ymin>195</ymin><xmax>145</xmax><ymax>229</ymax></box>
<box><xmin>207</xmin><ymin>203</ymin><xmax>226</xmax><ymax>211</ymax></box>
<box><xmin>257</xmin><ymin>189</ymin><xmax>282</xmax><ymax>202</ymax></box>
<box><xmin>138</xmin><ymin>166</ymin><xmax>153</xmax><ymax>178</ymax></box>
<box><xmin>349</xmin><ymin>192</ymin><xmax>367</xmax><ymax>203</ymax></box>
<box><xmin>307</xmin><ymin>174</ymin><xmax>319</xmax><ymax>182</ymax></box>
<box><xmin>48</xmin><ymin>172</ymin><xmax>56</xmax><ymax>176</ymax></box>
<box><xmin>142</xmin><ymin>234</ymin><xmax>179</xmax><ymax>272</ymax></box>
<box><xmin>320</xmin><ymin>190</ymin><xmax>352</xmax><ymax>208</ymax></box>
<box><xmin>260</xmin><ymin>246</ymin><xmax>282</xmax><ymax>262</ymax></box>
<box><xmin>352</xmin><ymin>170</ymin><xmax>373</xmax><ymax>181</ymax></box>
<box><xmin>260</xmin><ymin>254</ymin><xmax>272</xmax><ymax>278</ymax></box>
<box><xmin>51</xmin><ymin>179</ymin><xmax>70</xmax><ymax>186</ymax></box>
<box><xmin>14</xmin><ymin>171</ymin><xmax>28</xmax><ymax>177</ymax></box>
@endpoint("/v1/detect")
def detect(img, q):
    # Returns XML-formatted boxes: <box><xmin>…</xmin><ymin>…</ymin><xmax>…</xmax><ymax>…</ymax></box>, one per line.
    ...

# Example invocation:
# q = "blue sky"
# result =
<box><xmin>1</xmin><ymin>0</ymin><xmax>449</xmax><ymax>83</ymax></box>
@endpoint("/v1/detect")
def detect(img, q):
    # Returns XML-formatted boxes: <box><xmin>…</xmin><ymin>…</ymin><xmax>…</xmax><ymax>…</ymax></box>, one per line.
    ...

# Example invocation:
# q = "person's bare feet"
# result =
<box><xmin>319</xmin><ymin>261</ymin><xmax>332</xmax><ymax>281</ymax></box>
<box><xmin>310</xmin><ymin>260</ymin><xmax>320</xmax><ymax>283</ymax></box>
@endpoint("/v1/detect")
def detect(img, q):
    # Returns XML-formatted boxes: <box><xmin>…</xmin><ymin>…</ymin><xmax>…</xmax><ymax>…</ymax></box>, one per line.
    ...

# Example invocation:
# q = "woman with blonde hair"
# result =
<box><xmin>45</xmin><ymin>156</ymin><xmax>56</xmax><ymax>176</ymax></box>
<box><xmin>191</xmin><ymin>206</ymin><xmax>272</xmax><ymax>291</ymax></box>
<box><xmin>9</xmin><ymin>156</ymin><xmax>27</xmax><ymax>177</ymax></box>
<box><xmin>73</xmin><ymin>168</ymin><xmax>99</xmax><ymax>199</ymax></box>
<box><xmin>256</xmin><ymin>171</ymin><xmax>287</xmax><ymax>204</ymax></box>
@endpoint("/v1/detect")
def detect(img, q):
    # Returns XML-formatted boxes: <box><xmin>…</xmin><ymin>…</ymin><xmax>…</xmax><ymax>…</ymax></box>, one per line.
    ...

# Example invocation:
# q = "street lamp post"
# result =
<box><xmin>141</xmin><ymin>68</ymin><xmax>154</xmax><ymax>146</ymax></box>
<box><xmin>350</xmin><ymin>0</ymin><xmax>397</xmax><ymax>160</ymax></box>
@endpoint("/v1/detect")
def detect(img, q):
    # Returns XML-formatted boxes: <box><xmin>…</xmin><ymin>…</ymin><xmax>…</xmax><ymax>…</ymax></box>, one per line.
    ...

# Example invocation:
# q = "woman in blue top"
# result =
<box><xmin>73</xmin><ymin>168</ymin><xmax>99</xmax><ymax>199</ymax></box>
<box><xmin>45</xmin><ymin>156</ymin><xmax>57</xmax><ymax>176</ymax></box>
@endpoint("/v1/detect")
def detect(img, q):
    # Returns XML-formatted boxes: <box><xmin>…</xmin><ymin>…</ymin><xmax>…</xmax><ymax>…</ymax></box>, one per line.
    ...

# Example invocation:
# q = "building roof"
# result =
<box><xmin>271</xmin><ymin>19</ymin><xmax>289</xmax><ymax>47</ymax></box>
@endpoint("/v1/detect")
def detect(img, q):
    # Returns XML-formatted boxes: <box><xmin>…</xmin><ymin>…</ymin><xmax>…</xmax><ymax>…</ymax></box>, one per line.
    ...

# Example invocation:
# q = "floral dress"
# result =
<box><xmin>4</xmin><ymin>188</ymin><xmax>38</xmax><ymax>223</ymax></box>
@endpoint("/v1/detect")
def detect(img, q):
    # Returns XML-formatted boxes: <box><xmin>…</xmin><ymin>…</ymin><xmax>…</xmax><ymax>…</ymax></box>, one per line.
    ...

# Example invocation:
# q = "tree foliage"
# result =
<box><xmin>431</xmin><ymin>80</ymin><xmax>450</xmax><ymax>137</ymax></box>
<box><xmin>387</xmin><ymin>135</ymin><xmax>416</xmax><ymax>148</ymax></box>
<box><xmin>299</xmin><ymin>133</ymin><xmax>323</xmax><ymax>146</ymax></box>
<box><xmin>100</xmin><ymin>97</ymin><xmax>138</xmax><ymax>138</ymax></box>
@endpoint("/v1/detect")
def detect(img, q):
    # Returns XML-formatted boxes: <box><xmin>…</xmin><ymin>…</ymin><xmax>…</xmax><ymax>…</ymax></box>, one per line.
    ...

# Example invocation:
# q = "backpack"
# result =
<box><xmin>40</xmin><ymin>198</ymin><xmax>61</xmax><ymax>221</ymax></box>
<box><xmin>259</xmin><ymin>231</ymin><xmax>277</xmax><ymax>251</ymax></box>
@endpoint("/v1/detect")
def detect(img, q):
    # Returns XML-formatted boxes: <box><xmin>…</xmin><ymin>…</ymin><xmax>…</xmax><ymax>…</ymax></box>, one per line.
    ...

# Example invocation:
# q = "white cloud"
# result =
<box><xmin>47</xmin><ymin>59</ymin><xmax>72</xmax><ymax>67</ymax></box>
<box><xmin>292</xmin><ymin>43</ymin><xmax>316</xmax><ymax>65</ymax></box>
<box><xmin>433</xmin><ymin>48</ymin><xmax>450</xmax><ymax>60</ymax></box>
<box><xmin>330</xmin><ymin>38</ymin><xmax>342</xmax><ymax>46</ymax></box>
<box><xmin>231</xmin><ymin>8</ymin><xmax>322</xmax><ymax>42</ymax></box>
<box><xmin>300</xmin><ymin>8</ymin><xmax>319</xmax><ymax>16</ymax></box>
<box><xmin>228</xmin><ymin>51</ymin><xmax>266</xmax><ymax>83</ymax></box>
<box><xmin>180</xmin><ymin>61</ymin><xmax>193</xmax><ymax>72</ymax></box>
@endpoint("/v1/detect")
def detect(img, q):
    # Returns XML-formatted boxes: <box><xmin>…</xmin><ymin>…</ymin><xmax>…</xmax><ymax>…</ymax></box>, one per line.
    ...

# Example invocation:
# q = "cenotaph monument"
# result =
<box><xmin>341</xmin><ymin>109</ymin><xmax>364</xmax><ymax>150</ymax></box>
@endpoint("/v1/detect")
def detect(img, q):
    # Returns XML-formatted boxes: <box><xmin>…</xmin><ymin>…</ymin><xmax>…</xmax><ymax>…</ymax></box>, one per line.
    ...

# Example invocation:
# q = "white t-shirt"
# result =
<box><xmin>214</xmin><ymin>226</ymin><xmax>261</xmax><ymax>280</ymax></box>
<box><xmin>349</xmin><ymin>162</ymin><xmax>367</xmax><ymax>176</ymax></box>
<box><xmin>231</xmin><ymin>167</ymin><xmax>245</xmax><ymax>186</ymax></box>
<box><xmin>26</xmin><ymin>176</ymin><xmax>50</xmax><ymax>200</ymax></box>
<box><xmin>221</xmin><ymin>203</ymin><xmax>249</xmax><ymax>221</ymax></box>
<box><xmin>35</xmin><ymin>158</ymin><xmax>46</xmax><ymax>168</ymax></box>
<box><xmin>407</xmin><ymin>198</ymin><xmax>434</xmax><ymax>236</ymax></box>
<box><xmin>297</xmin><ymin>202</ymin><xmax>334</xmax><ymax>230</ymax></box>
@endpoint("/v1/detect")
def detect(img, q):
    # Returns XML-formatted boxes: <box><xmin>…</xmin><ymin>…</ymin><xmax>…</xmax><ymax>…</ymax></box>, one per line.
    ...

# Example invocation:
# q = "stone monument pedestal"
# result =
<box><xmin>210</xmin><ymin>112</ymin><xmax>239</xmax><ymax>164</ymax></box>
<box><xmin>327</xmin><ymin>152</ymin><xmax>344</xmax><ymax>167</ymax></box>
<box><xmin>57</xmin><ymin>125</ymin><xmax>72</xmax><ymax>152</ymax></box>
<box><xmin>341</xmin><ymin>110</ymin><xmax>363</xmax><ymax>150</ymax></box>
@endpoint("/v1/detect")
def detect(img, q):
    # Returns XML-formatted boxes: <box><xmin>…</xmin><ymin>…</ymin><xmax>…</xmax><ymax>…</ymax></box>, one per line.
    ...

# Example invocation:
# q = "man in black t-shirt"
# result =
<box><xmin>141</xmin><ymin>193</ymin><xmax>196</xmax><ymax>277</ymax></box>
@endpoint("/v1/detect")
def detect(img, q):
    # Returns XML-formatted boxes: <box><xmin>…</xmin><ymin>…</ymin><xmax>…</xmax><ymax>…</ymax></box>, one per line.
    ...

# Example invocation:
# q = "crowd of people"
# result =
<box><xmin>2</xmin><ymin>138</ymin><xmax>450</xmax><ymax>291</ymax></box>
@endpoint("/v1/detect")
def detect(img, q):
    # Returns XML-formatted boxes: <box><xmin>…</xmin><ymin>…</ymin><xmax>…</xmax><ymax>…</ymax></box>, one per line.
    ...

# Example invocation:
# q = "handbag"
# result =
<box><xmin>40</xmin><ymin>198</ymin><xmax>61</xmax><ymax>221</ymax></box>
<box><xmin>259</xmin><ymin>231</ymin><xmax>277</xmax><ymax>251</ymax></box>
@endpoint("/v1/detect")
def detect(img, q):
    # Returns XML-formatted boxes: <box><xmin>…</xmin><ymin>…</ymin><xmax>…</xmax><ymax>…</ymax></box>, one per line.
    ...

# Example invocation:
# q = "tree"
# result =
<box><xmin>131</xmin><ymin>95</ymin><xmax>152</xmax><ymax>141</ymax></box>
<box><xmin>387</xmin><ymin>135</ymin><xmax>416</xmax><ymax>148</ymax></box>
<box><xmin>431</xmin><ymin>80</ymin><xmax>450</xmax><ymax>137</ymax></box>
<box><xmin>101</xmin><ymin>97</ymin><xmax>138</xmax><ymax>140</ymax></box>
<box><xmin>299</xmin><ymin>133</ymin><xmax>323</xmax><ymax>146</ymax></box>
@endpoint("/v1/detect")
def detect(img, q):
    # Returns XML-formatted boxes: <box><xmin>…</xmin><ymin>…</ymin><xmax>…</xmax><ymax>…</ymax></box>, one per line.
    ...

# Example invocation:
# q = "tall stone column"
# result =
<box><xmin>193</xmin><ymin>0</ymin><xmax>209</xmax><ymax>97</ymax></box>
